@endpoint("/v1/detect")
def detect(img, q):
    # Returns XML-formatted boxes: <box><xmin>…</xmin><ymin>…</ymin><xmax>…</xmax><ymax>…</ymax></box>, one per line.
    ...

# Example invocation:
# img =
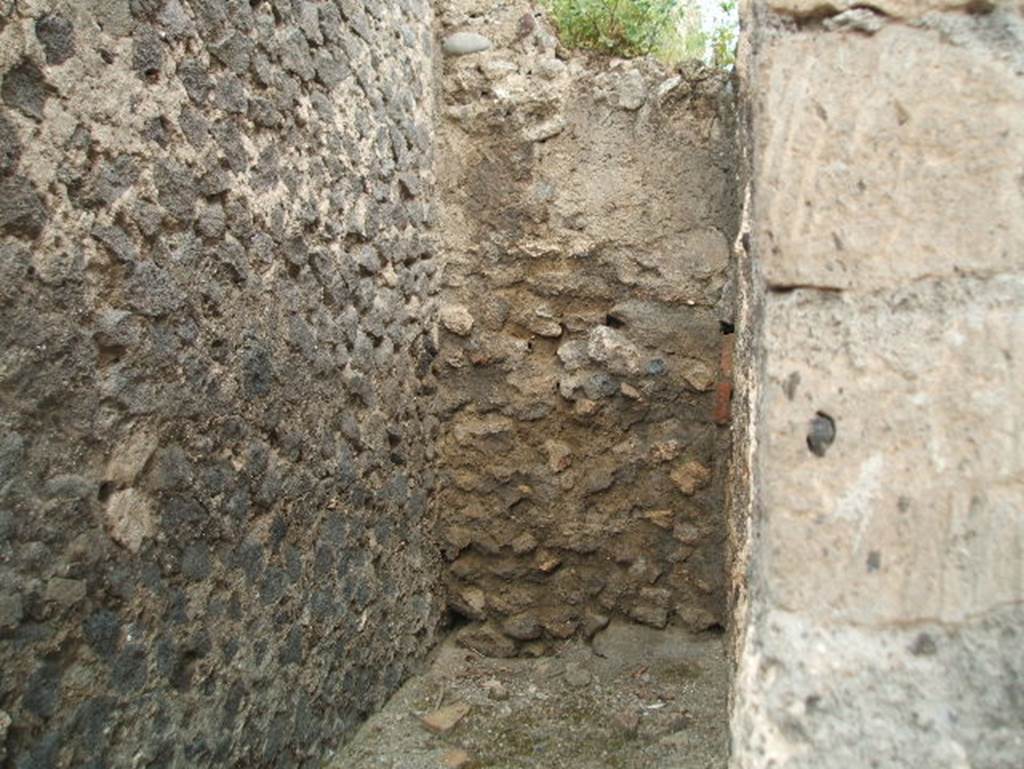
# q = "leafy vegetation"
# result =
<box><xmin>708</xmin><ymin>1</ymin><xmax>737</xmax><ymax>68</ymax></box>
<box><xmin>542</xmin><ymin>0</ymin><xmax>737</xmax><ymax>68</ymax></box>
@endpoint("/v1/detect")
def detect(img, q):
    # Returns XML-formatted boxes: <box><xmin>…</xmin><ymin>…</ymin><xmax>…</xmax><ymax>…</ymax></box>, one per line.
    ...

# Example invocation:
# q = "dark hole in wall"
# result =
<box><xmin>807</xmin><ymin>411</ymin><xmax>836</xmax><ymax>457</ymax></box>
<box><xmin>95</xmin><ymin>341</ymin><xmax>127</xmax><ymax>367</ymax></box>
<box><xmin>965</xmin><ymin>0</ymin><xmax>996</xmax><ymax>13</ymax></box>
<box><xmin>604</xmin><ymin>313</ymin><xmax>625</xmax><ymax>329</ymax></box>
<box><xmin>97</xmin><ymin>481</ymin><xmax>115</xmax><ymax>503</ymax></box>
<box><xmin>444</xmin><ymin>606</ymin><xmax>474</xmax><ymax>633</ymax></box>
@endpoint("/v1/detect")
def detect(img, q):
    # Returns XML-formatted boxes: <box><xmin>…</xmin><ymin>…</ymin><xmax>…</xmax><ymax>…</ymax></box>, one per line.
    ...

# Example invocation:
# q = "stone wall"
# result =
<box><xmin>433</xmin><ymin>1</ymin><xmax>740</xmax><ymax>655</ymax></box>
<box><xmin>0</xmin><ymin>1</ymin><xmax>443</xmax><ymax>766</ymax></box>
<box><xmin>731</xmin><ymin>2</ymin><xmax>1024</xmax><ymax>767</ymax></box>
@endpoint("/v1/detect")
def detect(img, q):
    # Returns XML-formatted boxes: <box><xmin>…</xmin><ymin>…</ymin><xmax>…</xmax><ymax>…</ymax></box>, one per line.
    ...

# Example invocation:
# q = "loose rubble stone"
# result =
<box><xmin>616</xmin><ymin>71</ymin><xmax>647</xmax><ymax>110</ymax></box>
<box><xmin>587</xmin><ymin>326</ymin><xmax>642</xmax><ymax>376</ymax></box>
<box><xmin>645</xmin><ymin>510</ymin><xmax>674</xmax><ymax>530</ymax></box>
<box><xmin>502</xmin><ymin>612</ymin><xmax>543</xmax><ymax>641</ymax></box>
<box><xmin>556</xmin><ymin>340</ymin><xmax>588</xmax><ymax>370</ymax></box>
<box><xmin>528</xmin><ymin>312</ymin><xmax>563</xmax><ymax>337</ymax></box>
<box><xmin>421</xmin><ymin>702</ymin><xmax>471</xmax><ymax>734</ymax></box>
<box><xmin>509</xmin><ymin>532</ymin><xmax>538</xmax><ymax>554</ymax></box>
<box><xmin>456</xmin><ymin>624</ymin><xmax>518</xmax><ymax>658</ymax></box>
<box><xmin>620</xmin><ymin>382</ymin><xmax>643</xmax><ymax>400</ymax></box>
<box><xmin>681</xmin><ymin>359</ymin><xmax>716</xmax><ymax>391</ymax></box>
<box><xmin>823</xmin><ymin>8</ymin><xmax>886</xmax><ymax>34</ymax></box>
<box><xmin>629</xmin><ymin>604</ymin><xmax>669</xmax><ymax>629</ymax></box>
<box><xmin>670</xmin><ymin>461</ymin><xmax>712</xmax><ymax>496</ymax></box>
<box><xmin>105</xmin><ymin>431</ymin><xmax>158</xmax><ymax>485</ymax></box>
<box><xmin>440</xmin><ymin>304</ymin><xmax>475</xmax><ymax>336</ymax></box>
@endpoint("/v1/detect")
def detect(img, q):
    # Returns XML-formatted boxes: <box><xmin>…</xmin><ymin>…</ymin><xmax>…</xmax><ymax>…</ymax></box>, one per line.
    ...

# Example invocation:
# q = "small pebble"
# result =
<box><xmin>483</xmin><ymin>678</ymin><xmax>510</xmax><ymax>701</ymax></box>
<box><xmin>442</xmin><ymin>748</ymin><xmax>476</xmax><ymax>769</ymax></box>
<box><xmin>442</xmin><ymin>32</ymin><xmax>492</xmax><ymax>57</ymax></box>
<box><xmin>564</xmin><ymin>663</ymin><xmax>592</xmax><ymax>689</ymax></box>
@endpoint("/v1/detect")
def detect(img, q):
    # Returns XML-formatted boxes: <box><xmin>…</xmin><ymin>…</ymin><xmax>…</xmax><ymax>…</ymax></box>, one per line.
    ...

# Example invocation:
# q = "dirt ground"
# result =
<box><xmin>327</xmin><ymin>621</ymin><xmax>728</xmax><ymax>769</ymax></box>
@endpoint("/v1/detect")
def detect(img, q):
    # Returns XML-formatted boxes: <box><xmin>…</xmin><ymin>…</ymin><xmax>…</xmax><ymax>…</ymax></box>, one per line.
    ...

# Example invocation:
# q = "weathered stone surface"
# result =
<box><xmin>752</xmin><ymin>23</ymin><xmax>1024</xmax><ymax>291</ymax></box>
<box><xmin>758</xmin><ymin>280</ymin><xmax>1023</xmax><ymax>624</ymax></box>
<box><xmin>732</xmin><ymin>6</ymin><xmax>1024</xmax><ymax>769</ymax></box>
<box><xmin>733</xmin><ymin>606</ymin><xmax>1024</xmax><ymax>768</ymax></box>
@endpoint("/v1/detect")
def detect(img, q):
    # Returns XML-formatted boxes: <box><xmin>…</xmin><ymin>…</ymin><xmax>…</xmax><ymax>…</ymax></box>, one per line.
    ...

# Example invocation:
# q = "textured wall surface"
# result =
<box><xmin>731</xmin><ymin>2</ymin><xmax>1024</xmax><ymax>767</ymax></box>
<box><xmin>433</xmin><ymin>1</ymin><xmax>740</xmax><ymax>656</ymax></box>
<box><xmin>0</xmin><ymin>1</ymin><xmax>443</xmax><ymax>766</ymax></box>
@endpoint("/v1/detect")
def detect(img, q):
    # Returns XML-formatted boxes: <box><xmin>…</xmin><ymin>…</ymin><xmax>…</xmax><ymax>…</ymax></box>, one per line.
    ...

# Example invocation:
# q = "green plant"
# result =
<box><xmin>543</xmin><ymin>0</ymin><xmax>687</xmax><ymax>60</ymax></box>
<box><xmin>708</xmin><ymin>1</ymin><xmax>736</xmax><ymax>68</ymax></box>
<box><xmin>542</xmin><ymin>0</ymin><xmax>737</xmax><ymax>68</ymax></box>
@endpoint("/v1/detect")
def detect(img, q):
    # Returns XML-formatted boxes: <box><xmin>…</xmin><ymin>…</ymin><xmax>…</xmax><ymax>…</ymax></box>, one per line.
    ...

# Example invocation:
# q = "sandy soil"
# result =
<box><xmin>327</xmin><ymin>621</ymin><xmax>728</xmax><ymax>769</ymax></box>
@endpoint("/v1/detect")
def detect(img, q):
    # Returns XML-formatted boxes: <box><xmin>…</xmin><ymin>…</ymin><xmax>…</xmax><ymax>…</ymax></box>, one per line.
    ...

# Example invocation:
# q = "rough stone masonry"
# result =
<box><xmin>0</xmin><ymin>1</ymin><xmax>444</xmax><ymax>766</ymax></box>
<box><xmin>433</xmin><ymin>0</ymin><xmax>739</xmax><ymax>656</ymax></box>
<box><xmin>729</xmin><ymin>1</ymin><xmax>1024</xmax><ymax>767</ymax></box>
